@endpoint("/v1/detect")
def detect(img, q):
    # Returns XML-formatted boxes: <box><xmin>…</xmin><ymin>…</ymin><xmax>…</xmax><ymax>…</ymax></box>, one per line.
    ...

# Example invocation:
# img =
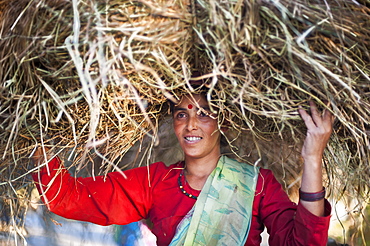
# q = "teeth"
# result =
<box><xmin>185</xmin><ymin>137</ymin><xmax>202</xmax><ymax>141</ymax></box>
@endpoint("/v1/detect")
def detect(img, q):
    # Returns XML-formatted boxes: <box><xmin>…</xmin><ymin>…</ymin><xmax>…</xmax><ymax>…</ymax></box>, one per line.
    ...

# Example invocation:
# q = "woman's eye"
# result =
<box><xmin>176</xmin><ymin>112</ymin><xmax>187</xmax><ymax>118</ymax></box>
<box><xmin>198</xmin><ymin>111</ymin><xmax>209</xmax><ymax>117</ymax></box>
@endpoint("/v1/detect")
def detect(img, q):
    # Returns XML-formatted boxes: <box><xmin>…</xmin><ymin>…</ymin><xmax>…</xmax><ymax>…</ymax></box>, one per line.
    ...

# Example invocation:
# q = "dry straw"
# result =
<box><xmin>0</xmin><ymin>0</ymin><xmax>369</xmax><ymax>243</ymax></box>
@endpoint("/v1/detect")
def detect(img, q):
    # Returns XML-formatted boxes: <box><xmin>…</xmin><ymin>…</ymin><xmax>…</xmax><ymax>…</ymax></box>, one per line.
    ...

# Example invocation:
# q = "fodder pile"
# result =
<box><xmin>0</xmin><ymin>0</ymin><xmax>369</xmax><ymax>243</ymax></box>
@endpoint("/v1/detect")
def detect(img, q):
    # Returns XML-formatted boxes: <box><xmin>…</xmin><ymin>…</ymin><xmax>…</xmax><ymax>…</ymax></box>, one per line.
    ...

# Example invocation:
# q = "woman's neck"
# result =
<box><xmin>183</xmin><ymin>154</ymin><xmax>221</xmax><ymax>190</ymax></box>
<box><xmin>185</xmin><ymin>154</ymin><xmax>220</xmax><ymax>175</ymax></box>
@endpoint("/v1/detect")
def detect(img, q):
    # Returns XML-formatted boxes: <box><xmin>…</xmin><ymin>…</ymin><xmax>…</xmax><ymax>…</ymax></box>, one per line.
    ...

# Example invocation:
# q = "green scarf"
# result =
<box><xmin>169</xmin><ymin>156</ymin><xmax>259</xmax><ymax>246</ymax></box>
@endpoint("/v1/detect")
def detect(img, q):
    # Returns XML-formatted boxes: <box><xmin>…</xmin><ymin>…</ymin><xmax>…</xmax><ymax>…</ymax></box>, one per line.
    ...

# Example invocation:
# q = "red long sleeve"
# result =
<box><xmin>32</xmin><ymin>157</ymin><xmax>153</xmax><ymax>225</ymax></box>
<box><xmin>247</xmin><ymin>169</ymin><xmax>331</xmax><ymax>246</ymax></box>
<box><xmin>31</xmin><ymin>157</ymin><xmax>196</xmax><ymax>245</ymax></box>
<box><xmin>32</xmin><ymin>158</ymin><xmax>331</xmax><ymax>246</ymax></box>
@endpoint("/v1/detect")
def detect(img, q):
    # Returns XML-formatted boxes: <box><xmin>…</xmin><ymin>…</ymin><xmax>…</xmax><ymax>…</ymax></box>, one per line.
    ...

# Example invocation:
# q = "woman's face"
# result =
<box><xmin>173</xmin><ymin>94</ymin><xmax>221</xmax><ymax>161</ymax></box>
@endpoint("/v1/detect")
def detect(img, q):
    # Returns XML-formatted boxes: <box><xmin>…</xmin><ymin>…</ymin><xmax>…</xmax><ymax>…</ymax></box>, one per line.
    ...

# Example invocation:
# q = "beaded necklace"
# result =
<box><xmin>178</xmin><ymin>171</ymin><xmax>198</xmax><ymax>200</ymax></box>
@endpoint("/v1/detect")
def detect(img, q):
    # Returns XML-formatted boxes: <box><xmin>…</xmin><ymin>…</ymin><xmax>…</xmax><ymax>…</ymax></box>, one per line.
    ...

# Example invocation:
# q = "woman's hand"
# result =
<box><xmin>31</xmin><ymin>146</ymin><xmax>52</xmax><ymax>168</ymax></box>
<box><xmin>298</xmin><ymin>101</ymin><xmax>334</xmax><ymax>165</ymax></box>
<box><xmin>298</xmin><ymin>101</ymin><xmax>334</xmax><ymax>217</ymax></box>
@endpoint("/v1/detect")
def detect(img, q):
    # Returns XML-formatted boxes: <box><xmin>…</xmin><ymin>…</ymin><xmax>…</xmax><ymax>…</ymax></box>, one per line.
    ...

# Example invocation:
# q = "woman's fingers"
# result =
<box><xmin>323</xmin><ymin>106</ymin><xmax>335</xmax><ymax>127</ymax></box>
<box><xmin>299</xmin><ymin>101</ymin><xmax>334</xmax><ymax>132</ymax></box>
<box><xmin>31</xmin><ymin>146</ymin><xmax>51</xmax><ymax>166</ymax></box>
<box><xmin>308</xmin><ymin>101</ymin><xmax>322</xmax><ymax>126</ymax></box>
<box><xmin>299</xmin><ymin>101</ymin><xmax>334</xmax><ymax>160</ymax></box>
<box><xmin>298</xmin><ymin>105</ymin><xmax>316</xmax><ymax>129</ymax></box>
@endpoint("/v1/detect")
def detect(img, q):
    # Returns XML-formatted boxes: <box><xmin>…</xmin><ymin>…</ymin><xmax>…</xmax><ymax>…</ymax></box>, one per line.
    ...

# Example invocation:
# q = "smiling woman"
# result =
<box><xmin>173</xmin><ymin>94</ymin><xmax>222</xmax><ymax>191</ymax></box>
<box><xmin>31</xmin><ymin>88</ymin><xmax>333</xmax><ymax>245</ymax></box>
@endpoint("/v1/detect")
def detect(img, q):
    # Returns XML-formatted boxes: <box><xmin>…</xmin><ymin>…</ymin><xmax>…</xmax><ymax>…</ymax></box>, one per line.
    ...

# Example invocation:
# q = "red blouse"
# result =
<box><xmin>32</xmin><ymin>157</ymin><xmax>331</xmax><ymax>246</ymax></box>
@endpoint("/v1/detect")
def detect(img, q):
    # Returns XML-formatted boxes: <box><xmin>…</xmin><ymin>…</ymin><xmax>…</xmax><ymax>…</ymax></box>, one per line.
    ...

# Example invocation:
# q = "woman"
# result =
<box><xmin>32</xmin><ymin>91</ymin><xmax>333</xmax><ymax>245</ymax></box>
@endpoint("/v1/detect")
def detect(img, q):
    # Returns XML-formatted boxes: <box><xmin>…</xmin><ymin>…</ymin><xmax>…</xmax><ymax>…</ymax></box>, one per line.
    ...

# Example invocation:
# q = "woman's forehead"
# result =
<box><xmin>176</xmin><ymin>94</ymin><xmax>208</xmax><ymax>108</ymax></box>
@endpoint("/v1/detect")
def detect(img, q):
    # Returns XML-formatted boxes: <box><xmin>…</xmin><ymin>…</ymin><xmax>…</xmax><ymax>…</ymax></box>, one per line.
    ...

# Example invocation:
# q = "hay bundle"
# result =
<box><xmin>0</xmin><ymin>0</ymin><xmax>192</xmax><ymax>170</ymax></box>
<box><xmin>0</xmin><ymin>0</ymin><xmax>369</xmax><ymax>242</ymax></box>
<box><xmin>0</xmin><ymin>0</ymin><xmax>192</xmax><ymax>236</ymax></box>
<box><xmin>190</xmin><ymin>0</ymin><xmax>370</xmax><ymax>199</ymax></box>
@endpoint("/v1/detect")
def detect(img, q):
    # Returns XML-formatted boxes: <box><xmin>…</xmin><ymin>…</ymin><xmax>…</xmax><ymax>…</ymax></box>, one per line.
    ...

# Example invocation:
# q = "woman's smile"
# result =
<box><xmin>184</xmin><ymin>136</ymin><xmax>203</xmax><ymax>143</ymax></box>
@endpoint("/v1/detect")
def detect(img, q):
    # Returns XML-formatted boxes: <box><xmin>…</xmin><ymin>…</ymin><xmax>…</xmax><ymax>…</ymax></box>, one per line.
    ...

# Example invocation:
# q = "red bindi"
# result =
<box><xmin>188</xmin><ymin>104</ymin><xmax>193</xmax><ymax>109</ymax></box>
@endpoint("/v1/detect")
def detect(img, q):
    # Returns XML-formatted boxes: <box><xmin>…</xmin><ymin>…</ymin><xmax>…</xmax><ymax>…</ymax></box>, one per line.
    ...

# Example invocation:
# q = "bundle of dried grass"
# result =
<box><xmin>0</xmin><ymin>0</ymin><xmax>192</xmax><ymax>170</ymax></box>
<box><xmin>190</xmin><ymin>0</ymin><xmax>370</xmax><ymax>204</ymax></box>
<box><xmin>0</xmin><ymin>0</ymin><xmax>369</xmax><ymax>243</ymax></box>
<box><xmin>0</xmin><ymin>0</ymin><xmax>192</xmax><ymax>240</ymax></box>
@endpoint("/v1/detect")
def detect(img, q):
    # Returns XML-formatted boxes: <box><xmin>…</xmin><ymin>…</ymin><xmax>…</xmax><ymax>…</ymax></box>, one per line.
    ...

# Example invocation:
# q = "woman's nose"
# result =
<box><xmin>186</xmin><ymin>114</ymin><xmax>198</xmax><ymax>131</ymax></box>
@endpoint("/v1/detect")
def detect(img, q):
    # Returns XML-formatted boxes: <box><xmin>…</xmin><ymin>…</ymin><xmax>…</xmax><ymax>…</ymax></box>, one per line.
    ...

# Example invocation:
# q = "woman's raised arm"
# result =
<box><xmin>298</xmin><ymin>101</ymin><xmax>334</xmax><ymax>216</ymax></box>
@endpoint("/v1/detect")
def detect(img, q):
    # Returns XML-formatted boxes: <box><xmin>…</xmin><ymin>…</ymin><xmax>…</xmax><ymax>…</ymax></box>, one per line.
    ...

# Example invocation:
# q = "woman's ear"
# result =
<box><xmin>220</xmin><ymin>119</ymin><xmax>231</xmax><ymax>133</ymax></box>
<box><xmin>220</xmin><ymin>126</ymin><xmax>229</xmax><ymax>133</ymax></box>
<box><xmin>219</xmin><ymin>110</ymin><xmax>231</xmax><ymax>133</ymax></box>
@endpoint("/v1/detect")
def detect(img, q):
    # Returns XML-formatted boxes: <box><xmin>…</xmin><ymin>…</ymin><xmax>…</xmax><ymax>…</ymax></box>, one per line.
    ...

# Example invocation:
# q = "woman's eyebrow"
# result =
<box><xmin>200</xmin><ymin>106</ymin><xmax>210</xmax><ymax>111</ymax></box>
<box><xmin>173</xmin><ymin>107</ymin><xmax>187</xmax><ymax>111</ymax></box>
